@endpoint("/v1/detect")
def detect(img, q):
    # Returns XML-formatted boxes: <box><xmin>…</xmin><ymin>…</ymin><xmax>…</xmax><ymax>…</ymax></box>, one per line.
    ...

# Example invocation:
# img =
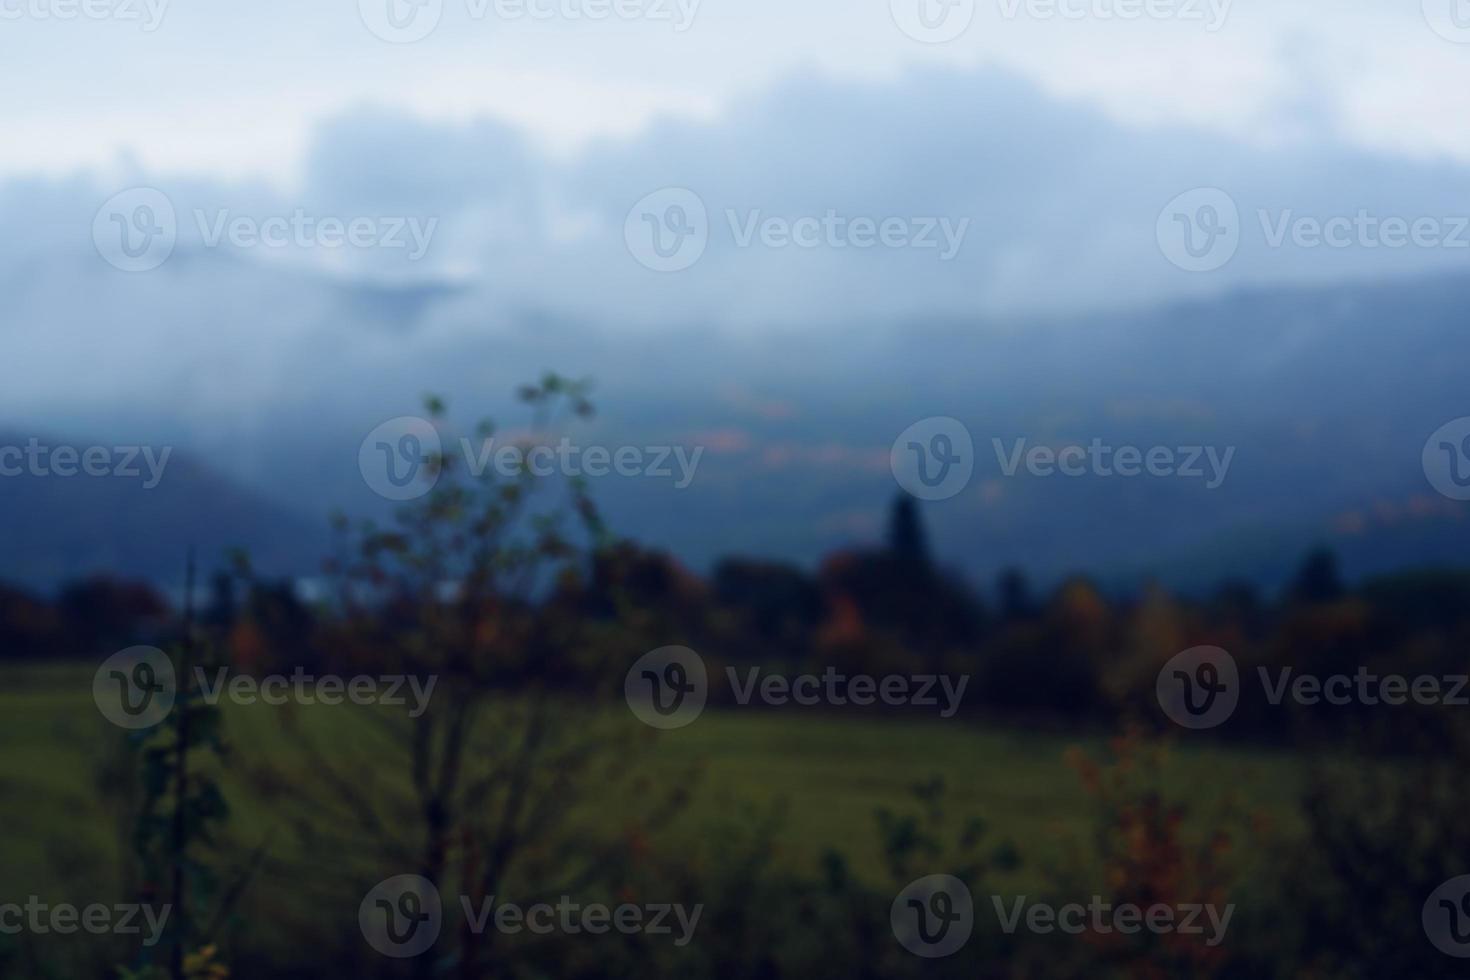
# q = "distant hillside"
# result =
<box><xmin>0</xmin><ymin>433</ymin><xmax>325</xmax><ymax>591</ymax></box>
<box><xmin>3</xmin><ymin>270</ymin><xmax>1470</xmax><ymax>594</ymax></box>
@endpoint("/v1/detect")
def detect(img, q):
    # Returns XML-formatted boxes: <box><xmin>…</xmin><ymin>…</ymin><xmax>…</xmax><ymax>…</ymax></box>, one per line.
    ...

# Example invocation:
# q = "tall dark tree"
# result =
<box><xmin>886</xmin><ymin>495</ymin><xmax>931</xmax><ymax>569</ymax></box>
<box><xmin>997</xmin><ymin>568</ymin><xmax>1035</xmax><ymax>621</ymax></box>
<box><xmin>1290</xmin><ymin>546</ymin><xmax>1343</xmax><ymax>604</ymax></box>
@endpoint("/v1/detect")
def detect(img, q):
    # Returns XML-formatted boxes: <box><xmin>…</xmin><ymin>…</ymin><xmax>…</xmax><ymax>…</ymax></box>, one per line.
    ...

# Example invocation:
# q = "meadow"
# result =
<box><xmin>1</xmin><ymin>661</ymin><xmax>1303</xmax><ymax>903</ymax></box>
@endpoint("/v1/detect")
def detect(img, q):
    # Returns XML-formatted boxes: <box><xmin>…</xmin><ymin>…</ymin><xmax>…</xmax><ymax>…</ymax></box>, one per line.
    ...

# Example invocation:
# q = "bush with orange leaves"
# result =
<box><xmin>1061</xmin><ymin>724</ymin><xmax>1252</xmax><ymax>980</ymax></box>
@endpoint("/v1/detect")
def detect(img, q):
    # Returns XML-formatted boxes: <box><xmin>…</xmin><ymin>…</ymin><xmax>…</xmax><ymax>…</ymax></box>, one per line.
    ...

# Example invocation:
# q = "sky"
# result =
<box><xmin>3</xmin><ymin>0</ymin><xmax>1470</xmax><ymax>184</ymax></box>
<box><xmin>4</xmin><ymin>0</ymin><xmax>1470</xmax><ymax>430</ymax></box>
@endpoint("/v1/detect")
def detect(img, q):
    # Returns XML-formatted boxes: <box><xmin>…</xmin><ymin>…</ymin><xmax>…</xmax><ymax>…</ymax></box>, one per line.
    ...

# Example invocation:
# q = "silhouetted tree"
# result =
<box><xmin>58</xmin><ymin>575</ymin><xmax>168</xmax><ymax>652</ymax></box>
<box><xmin>0</xmin><ymin>582</ymin><xmax>60</xmax><ymax>660</ymax></box>
<box><xmin>886</xmin><ymin>495</ymin><xmax>931</xmax><ymax>570</ymax></box>
<box><xmin>202</xmin><ymin>571</ymin><xmax>236</xmax><ymax>631</ymax></box>
<box><xmin>239</xmin><ymin>378</ymin><xmax>685</xmax><ymax>980</ymax></box>
<box><xmin>997</xmin><ymin>567</ymin><xmax>1036</xmax><ymax>621</ymax></box>
<box><xmin>713</xmin><ymin>558</ymin><xmax>822</xmax><ymax>660</ymax></box>
<box><xmin>1290</xmin><ymin>547</ymin><xmax>1343</xmax><ymax>604</ymax></box>
<box><xmin>1209</xmin><ymin>578</ymin><xmax>1265</xmax><ymax>636</ymax></box>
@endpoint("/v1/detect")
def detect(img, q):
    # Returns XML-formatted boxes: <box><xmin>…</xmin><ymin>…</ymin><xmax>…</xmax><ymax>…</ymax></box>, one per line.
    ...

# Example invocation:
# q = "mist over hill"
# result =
<box><xmin>6</xmin><ymin>64</ymin><xmax>1470</xmax><ymax>591</ymax></box>
<box><xmin>3</xmin><ymin>269</ymin><xmax>1466</xmax><ymax>593</ymax></box>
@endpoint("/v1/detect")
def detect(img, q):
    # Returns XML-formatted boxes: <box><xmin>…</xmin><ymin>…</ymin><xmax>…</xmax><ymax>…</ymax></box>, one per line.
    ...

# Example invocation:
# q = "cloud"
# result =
<box><xmin>5</xmin><ymin>60</ymin><xmax>1470</xmax><ymax>435</ymax></box>
<box><xmin>265</xmin><ymin>65</ymin><xmax>1470</xmax><ymax>325</ymax></box>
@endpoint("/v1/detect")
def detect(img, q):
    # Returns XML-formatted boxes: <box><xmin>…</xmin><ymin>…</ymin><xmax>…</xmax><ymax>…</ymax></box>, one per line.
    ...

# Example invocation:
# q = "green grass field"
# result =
<box><xmin>0</xmin><ymin>661</ymin><xmax>1305</xmax><ymax>909</ymax></box>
